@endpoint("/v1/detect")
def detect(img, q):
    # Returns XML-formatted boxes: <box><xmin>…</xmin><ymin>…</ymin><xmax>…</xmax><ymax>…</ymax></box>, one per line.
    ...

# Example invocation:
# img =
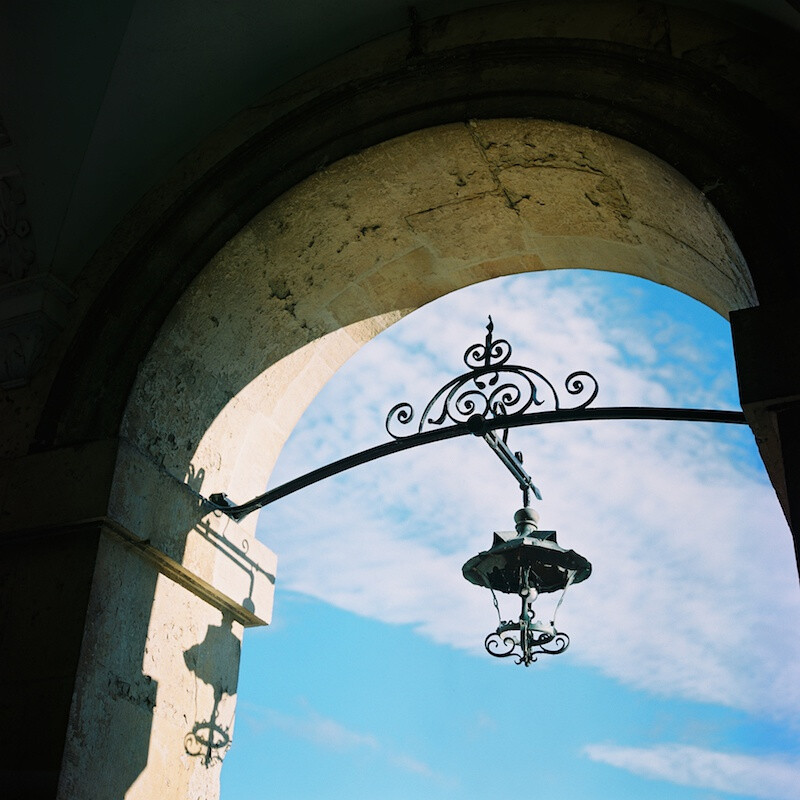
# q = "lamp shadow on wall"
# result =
<box><xmin>173</xmin><ymin>463</ymin><xmax>272</xmax><ymax>767</ymax></box>
<box><xmin>185</xmin><ymin>463</ymin><xmax>206</xmax><ymax>495</ymax></box>
<box><xmin>183</xmin><ymin>615</ymin><xmax>241</xmax><ymax>766</ymax></box>
<box><xmin>191</xmin><ymin>513</ymin><xmax>276</xmax><ymax>614</ymax></box>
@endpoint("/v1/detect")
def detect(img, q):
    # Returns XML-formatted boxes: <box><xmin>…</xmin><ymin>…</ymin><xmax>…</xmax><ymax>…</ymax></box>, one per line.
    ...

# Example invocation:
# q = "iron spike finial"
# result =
<box><xmin>485</xmin><ymin>316</ymin><xmax>494</xmax><ymax>368</ymax></box>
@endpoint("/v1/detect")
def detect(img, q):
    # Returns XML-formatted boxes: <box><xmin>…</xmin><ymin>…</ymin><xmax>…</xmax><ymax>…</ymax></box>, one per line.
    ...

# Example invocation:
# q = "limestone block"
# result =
<box><xmin>529</xmin><ymin>236</ymin><xmax>650</xmax><ymax>278</ymax></box>
<box><xmin>358</xmin><ymin>246</ymin><xmax>446</xmax><ymax>312</ymax></box>
<box><xmin>509</xmin><ymin>166</ymin><xmax>638</xmax><ymax>243</ymax></box>
<box><xmin>470</xmin><ymin>118</ymin><xmax>612</xmax><ymax>173</ymax></box>
<box><xmin>405</xmin><ymin>192</ymin><xmax>525</xmax><ymax>264</ymax></box>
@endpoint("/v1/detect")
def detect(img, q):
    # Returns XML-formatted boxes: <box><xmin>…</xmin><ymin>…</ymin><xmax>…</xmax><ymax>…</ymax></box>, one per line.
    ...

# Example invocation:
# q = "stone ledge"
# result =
<box><xmin>101</xmin><ymin>518</ymin><xmax>270</xmax><ymax>627</ymax></box>
<box><xmin>2</xmin><ymin>517</ymin><xmax>272</xmax><ymax>628</ymax></box>
<box><xmin>0</xmin><ymin>436</ymin><xmax>277</xmax><ymax>626</ymax></box>
<box><xmin>108</xmin><ymin>438</ymin><xmax>277</xmax><ymax>625</ymax></box>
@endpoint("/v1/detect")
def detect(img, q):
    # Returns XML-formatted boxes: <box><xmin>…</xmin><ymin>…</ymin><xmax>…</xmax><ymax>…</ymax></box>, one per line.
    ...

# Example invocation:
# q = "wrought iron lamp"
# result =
<box><xmin>386</xmin><ymin>317</ymin><xmax>594</xmax><ymax>665</ymax></box>
<box><xmin>209</xmin><ymin>317</ymin><xmax>746</xmax><ymax>665</ymax></box>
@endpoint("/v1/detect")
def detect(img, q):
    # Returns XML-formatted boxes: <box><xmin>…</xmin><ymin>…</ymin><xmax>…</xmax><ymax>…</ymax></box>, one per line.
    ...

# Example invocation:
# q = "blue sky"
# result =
<box><xmin>221</xmin><ymin>270</ymin><xmax>800</xmax><ymax>799</ymax></box>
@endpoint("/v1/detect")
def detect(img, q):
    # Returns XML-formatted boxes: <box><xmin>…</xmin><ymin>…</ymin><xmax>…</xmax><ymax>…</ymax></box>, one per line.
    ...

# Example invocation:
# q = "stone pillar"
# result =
<box><xmin>0</xmin><ymin>438</ymin><xmax>276</xmax><ymax>800</ymax></box>
<box><xmin>731</xmin><ymin>300</ymin><xmax>800</xmax><ymax>575</ymax></box>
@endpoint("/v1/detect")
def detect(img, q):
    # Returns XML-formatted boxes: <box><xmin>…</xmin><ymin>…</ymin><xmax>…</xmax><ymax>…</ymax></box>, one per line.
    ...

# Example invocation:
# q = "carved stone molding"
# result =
<box><xmin>0</xmin><ymin>171</ymin><xmax>37</xmax><ymax>282</ymax></box>
<box><xmin>0</xmin><ymin>274</ymin><xmax>73</xmax><ymax>388</ymax></box>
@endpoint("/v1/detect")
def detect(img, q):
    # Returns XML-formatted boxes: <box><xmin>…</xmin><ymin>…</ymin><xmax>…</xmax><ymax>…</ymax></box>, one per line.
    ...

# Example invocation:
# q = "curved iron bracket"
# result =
<box><xmin>206</xmin><ymin>319</ymin><xmax>746</xmax><ymax>521</ymax></box>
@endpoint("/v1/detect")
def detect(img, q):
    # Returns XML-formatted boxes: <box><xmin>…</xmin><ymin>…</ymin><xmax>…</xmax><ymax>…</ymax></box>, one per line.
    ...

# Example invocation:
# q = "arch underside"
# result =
<box><xmin>121</xmin><ymin>119</ymin><xmax>753</xmax><ymax>514</ymax></box>
<box><xmin>34</xmin><ymin>2</ymin><xmax>800</xmax><ymax>454</ymax></box>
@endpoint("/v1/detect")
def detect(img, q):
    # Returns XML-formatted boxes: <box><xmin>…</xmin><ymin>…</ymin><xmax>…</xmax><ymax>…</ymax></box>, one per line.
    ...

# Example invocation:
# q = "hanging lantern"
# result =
<box><xmin>462</xmin><ymin>506</ymin><xmax>591</xmax><ymax>666</ymax></box>
<box><xmin>383</xmin><ymin>317</ymin><xmax>596</xmax><ymax>666</ymax></box>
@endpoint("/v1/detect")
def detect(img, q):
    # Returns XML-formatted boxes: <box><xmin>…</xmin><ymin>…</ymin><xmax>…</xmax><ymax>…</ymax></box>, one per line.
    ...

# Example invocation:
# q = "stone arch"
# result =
<box><xmin>120</xmin><ymin>119</ymin><xmax>752</xmax><ymax>523</ymax></box>
<box><xmin>33</xmin><ymin>0</ymin><xmax>800</xmax><ymax>453</ymax></box>
<box><xmin>8</xmin><ymin>2</ymin><xmax>800</xmax><ymax>796</ymax></box>
<box><xmin>81</xmin><ymin>118</ymin><xmax>754</xmax><ymax>799</ymax></box>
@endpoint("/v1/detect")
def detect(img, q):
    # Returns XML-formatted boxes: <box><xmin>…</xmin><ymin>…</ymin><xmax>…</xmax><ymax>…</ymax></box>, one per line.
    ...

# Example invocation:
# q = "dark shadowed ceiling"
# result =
<box><xmin>1</xmin><ymin>1</ymin><xmax>798</xmax><ymax>286</ymax></box>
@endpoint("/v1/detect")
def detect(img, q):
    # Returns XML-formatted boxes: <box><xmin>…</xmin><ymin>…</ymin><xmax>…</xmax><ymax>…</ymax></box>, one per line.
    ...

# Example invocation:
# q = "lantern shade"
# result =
<box><xmin>462</xmin><ymin>529</ymin><xmax>591</xmax><ymax>594</ymax></box>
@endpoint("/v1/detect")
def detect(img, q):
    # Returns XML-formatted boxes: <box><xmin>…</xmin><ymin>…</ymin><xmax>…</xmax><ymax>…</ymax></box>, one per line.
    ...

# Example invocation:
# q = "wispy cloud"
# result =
<box><xmin>257</xmin><ymin>271</ymin><xmax>800</xmax><ymax>718</ymax></box>
<box><xmin>584</xmin><ymin>743</ymin><xmax>800</xmax><ymax>800</ymax></box>
<box><xmin>388</xmin><ymin>753</ymin><xmax>446</xmax><ymax>781</ymax></box>
<box><xmin>242</xmin><ymin>702</ymin><xmax>453</xmax><ymax>785</ymax></box>
<box><xmin>252</xmin><ymin>705</ymin><xmax>379</xmax><ymax>752</ymax></box>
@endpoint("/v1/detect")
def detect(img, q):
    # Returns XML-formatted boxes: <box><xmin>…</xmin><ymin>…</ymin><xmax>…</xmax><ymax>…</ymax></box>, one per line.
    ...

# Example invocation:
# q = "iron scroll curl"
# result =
<box><xmin>485</xmin><ymin>626</ymin><xmax>570</xmax><ymax>665</ymax></box>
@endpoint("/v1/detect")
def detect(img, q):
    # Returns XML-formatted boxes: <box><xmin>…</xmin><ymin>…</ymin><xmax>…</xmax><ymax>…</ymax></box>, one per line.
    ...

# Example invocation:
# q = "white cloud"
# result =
<box><xmin>257</xmin><ymin>271</ymin><xmax>800</xmax><ymax>718</ymax></box>
<box><xmin>242</xmin><ymin>702</ymin><xmax>452</xmax><ymax>784</ymax></box>
<box><xmin>584</xmin><ymin>743</ymin><xmax>800</xmax><ymax>800</ymax></box>
<box><xmin>251</xmin><ymin>705</ymin><xmax>379</xmax><ymax>752</ymax></box>
<box><xmin>388</xmin><ymin>753</ymin><xmax>449</xmax><ymax>782</ymax></box>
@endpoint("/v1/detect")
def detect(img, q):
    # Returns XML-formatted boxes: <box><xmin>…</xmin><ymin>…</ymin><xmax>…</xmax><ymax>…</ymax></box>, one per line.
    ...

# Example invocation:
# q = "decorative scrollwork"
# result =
<box><xmin>485</xmin><ymin>630</ymin><xmax>519</xmax><ymax>659</ymax></box>
<box><xmin>565</xmin><ymin>370</ymin><xmax>599</xmax><ymax>407</ymax></box>
<box><xmin>386</xmin><ymin>317</ymin><xmax>598</xmax><ymax>439</ymax></box>
<box><xmin>484</xmin><ymin>625</ymin><xmax>570</xmax><ymax>666</ymax></box>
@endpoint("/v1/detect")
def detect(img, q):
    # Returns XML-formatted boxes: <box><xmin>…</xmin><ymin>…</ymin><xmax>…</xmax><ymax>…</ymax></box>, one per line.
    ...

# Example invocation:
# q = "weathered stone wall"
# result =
<box><xmin>58</xmin><ymin>536</ymin><xmax>244</xmax><ymax>800</ymax></box>
<box><xmin>43</xmin><ymin>436</ymin><xmax>277</xmax><ymax>800</ymax></box>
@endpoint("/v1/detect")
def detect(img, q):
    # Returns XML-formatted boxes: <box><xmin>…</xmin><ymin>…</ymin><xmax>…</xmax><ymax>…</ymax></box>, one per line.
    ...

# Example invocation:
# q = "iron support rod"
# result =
<box><xmin>207</xmin><ymin>406</ymin><xmax>747</xmax><ymax>520</ymax></box>
<box><xmin>482</xmin><ymin>430</ymin><xmax>542</xmax><ymax>500</ymax></box>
